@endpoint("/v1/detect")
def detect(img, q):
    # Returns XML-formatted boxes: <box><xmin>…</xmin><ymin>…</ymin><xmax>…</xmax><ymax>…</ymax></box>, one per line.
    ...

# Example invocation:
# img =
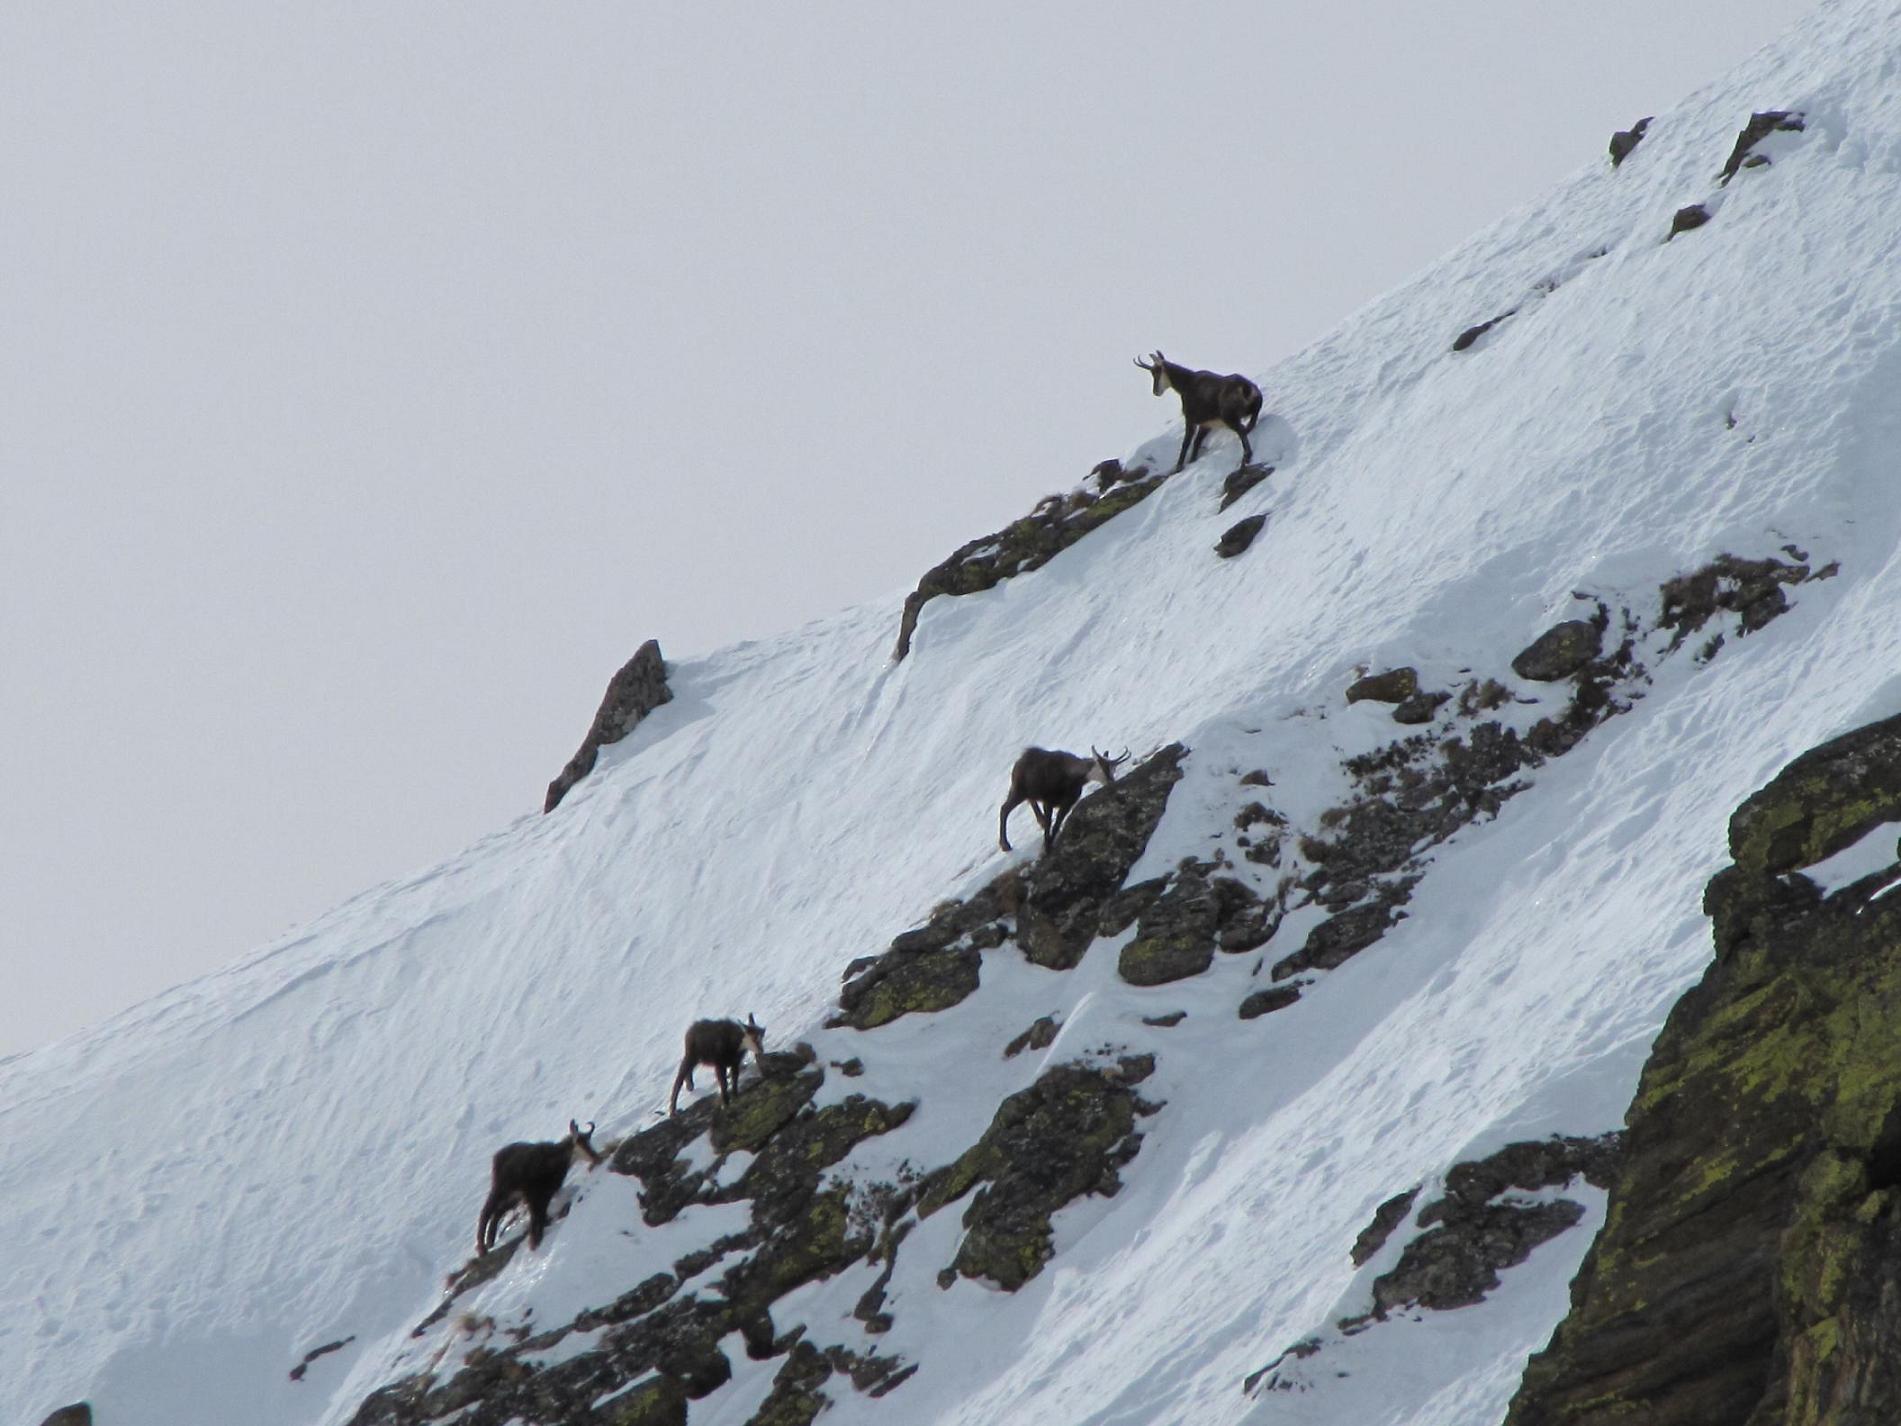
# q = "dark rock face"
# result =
<box><xmin>1219</xmin><ymin>463</ymin><xmax>1274</xmax><ymax>511</ymax></box>
<box><xmin>544</xmin><ymin>639</ymin><xmax>672</xmax><ymax>812</ymax></box>
<box><xmin>1505</xmin><ymin>710</ymin><xmax>1901</xmax><ymax>1426</ymax></box>
<box><xmin>1718</xmin><ymin>110</ymin><xmax>1804</xmax><ymax>183</ymax></box>
<box><xmin>1346</xmin><ymin>667</ymin><xmax>1419</xmax><ymax>704</ymax></box>
<box><xmin>1351</xmin><ymin>1188</ymin><xmax>1419</xmax><ymax>1266</ymax></box>
<box><xmin>1608</xmin><ymin>116</ymin><xmax>1652</xmax><ymax>166</ymax></box>
<box><xmin>918</xmin><ymin>1056</ymin><xmax>1157</xmax><ymax>1290</ymax></box>
<box><xmin>38</xmin><ymin>1408</ymin><xmax>91</xmax><ymax>1426</ymax></box>
<box><xmin>1355</xmin><ymin>1136</ymin><xmax>1620</xmax><ymax>1320</ymax></box>
<box><xmin>1667</xmin><ymin>204</ymin><xmax>1711</xmax><ymax>239</ymax></box>
<box><xmin>1453</xmin><ymin>311</ymin><xmax>1518</xmax><ymax>352</ymax></box>
<box><xmin>1511</xmin><ymin>620</ymin><xmax>1601</xmax><ymax>681</ymax></box>
<box><xmin>1215</xmin><ymin>513</ymin><xmax>1267</xmax><ymax>558</ymax></box>
<box><xmin>892</xmin><ymin>467</ymin><xmax>1168</xmax><ymax>660</ymax></box>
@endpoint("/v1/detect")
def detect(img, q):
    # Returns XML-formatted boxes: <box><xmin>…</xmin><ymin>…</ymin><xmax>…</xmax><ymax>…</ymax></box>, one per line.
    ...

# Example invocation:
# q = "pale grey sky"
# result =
<box><xmin>0</xmin><ymin>2</ymin><xmax>1804</xmax><ymax>1057</ymax></box>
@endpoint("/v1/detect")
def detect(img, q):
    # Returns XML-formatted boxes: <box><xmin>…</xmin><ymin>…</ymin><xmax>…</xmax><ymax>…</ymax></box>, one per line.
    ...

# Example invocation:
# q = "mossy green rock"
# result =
<box><xmin>1505</xmin><ymin>710</ymin><xmax>1901</xmax><ymax>1426</ymax></box>
<box><xmin>832</xmin><ymin>945</ymin><xmax>981</xmax><ymax>1030</ymax></box>
<box><xmin>919</xmin><ymin>1056</ymin><xmax>1156</xmax><ymax>1290</ymax></box>
<box><xmin>603</xmin><ymin>1374</ymin><xmax>688</xmax><ymax>1426</ymax></box>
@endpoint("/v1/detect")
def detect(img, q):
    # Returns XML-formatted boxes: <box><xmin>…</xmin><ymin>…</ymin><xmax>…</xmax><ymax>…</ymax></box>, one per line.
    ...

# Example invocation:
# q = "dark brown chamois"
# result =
<box><xmin>475</xmin><ymin>1119</ymin><xmax>601</xmax><ymax>1255</ymax></box>
<box><xmin>1135</xmin><ymin>351</ymin><xmax>1263</xmax><ymax>473</ymax></box>
<box><xmin>668</xmin><ymin>1015</ymin><xmax>766</xmax><ymax>1115</ymax></box>
<box><xmin>998</xmin><ymin>746</ymin><xmax>1128</xmax><ymax>854</ymax></box>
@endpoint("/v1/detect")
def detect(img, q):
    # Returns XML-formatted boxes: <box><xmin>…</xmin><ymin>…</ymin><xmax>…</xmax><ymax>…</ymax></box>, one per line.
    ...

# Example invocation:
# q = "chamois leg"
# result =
<box><xmin>716</xmin><ymin>1062</ymin><xmax>732</xmax><ymax>1106</ymax></box>
<box><xmin>1235</xmin><ymin>422</ymin><xmax>1253</xmax><ymax>471</ymax></box>
<box><xmin>1189</xmin><ymin>426</ymin><xmax>1211</xmax><ymax>464</ymax></box>
<box><xmin>999</xmin><ymin>788</ymin><xmax>1026</xmax><ymax>853</ymax></box>
<box><xmin>477</xmin><ymin>1189</ymin><xmax>509</xmax><ymax>1255</ymax></box>
<box><xmin>526</xmin><ymin>1189</ymin><xmax>554</xmax><ymax>1250</ymax></box>
<box><xmin>1175</xmin><ymin>426</ymin><xmax>1194</xmax><ymax>473</ymax></box>
<box><xmin>668</xmin><ymin>1058</ymin><xmax>695</xmax><ymax>1116</ymax></box>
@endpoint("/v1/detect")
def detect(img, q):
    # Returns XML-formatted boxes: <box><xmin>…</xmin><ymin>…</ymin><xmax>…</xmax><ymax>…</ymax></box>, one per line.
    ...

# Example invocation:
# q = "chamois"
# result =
<box><xmin>1135</xmin><ymin>351</ymin><xmax>1263</xmax><ymax>473</ymax></box>
<box><xmin>998</xmin><ymin>746</ymin><xmax>1128</xmax><ymax>854</ymax></box>
<box><xmin>475</xmin><ymin>1119</ymin><xmax>601</xmax><ymax>1255</ymax></box>
<box><xmin>668</xmin><ymin>1015</ymin><xmax>765</xmax><ymax>1115</ymax></box>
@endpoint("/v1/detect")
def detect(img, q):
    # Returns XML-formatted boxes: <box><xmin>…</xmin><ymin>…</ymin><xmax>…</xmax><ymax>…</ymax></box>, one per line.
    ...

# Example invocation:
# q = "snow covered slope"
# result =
<box><xmin>10</xmin><ymin>1</ymin><xmax>1901</xmax><ymax>1421</ymax></box>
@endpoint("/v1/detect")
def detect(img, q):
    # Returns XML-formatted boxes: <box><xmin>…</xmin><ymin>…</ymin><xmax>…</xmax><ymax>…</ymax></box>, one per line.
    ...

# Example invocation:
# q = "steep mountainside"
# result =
<box><xmin>10</xmin><ymin>3</ymin><xmax>1901</xmax><ymax>1423</ymax></box>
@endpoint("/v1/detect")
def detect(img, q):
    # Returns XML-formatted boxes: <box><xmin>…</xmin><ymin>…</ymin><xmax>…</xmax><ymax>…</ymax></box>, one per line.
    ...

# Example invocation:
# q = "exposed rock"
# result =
<box><xmin>1346</xmin><ymin>667</ymin><xmax>1419</xmax><ymax>704</ymax></box>
<box><xmin>1350</xmin><ymin>1135</ymin><xmax>1620</xmax><ymax>1323</ymax></box>
<box><xmin>831</xmin><ymin>945</ymin><xmax>980</xmax><ymax>1031</ymax></box>
<box><xmin>1511</xmin><ymin>620</ymin><xmax>1601</xmax><ymax>681</ymax></box>
<box><xmin>749</xmin><ymin>1340</ymin><xmax>916</xmax><ymax>1426</ymax></box>
<box><xmin>38</xmin><ymin>1409</ymin><xmax>91</xmax><ymax>1426</ymax></box>
<box><xmin>605</xmin><ymin>1375</ymin><xmax>688</xmax><ymax>1425</ymax></box>
<box><xmin>1667</xmin><ymin>203</ymin><xmax>1710</xmax><ymax>239</ymax></box>
<box><xmin>1608</xmin><ymin>116</ymin><xmax>1652</xmax><ymax>166</ymax></box>
<box><xmin>1219</xmin><ymin>463</ymin><xmax>1274</xmax><ymax>511</ymax></box>
<box><xmin>919</xmin><ymin>1056</ymin><xmax>1157</xmax><ymax>1290</ymax></box>
<box><xmin>893</xmin><ymin>468</ymin><xmax>1166</xmax><ymax>659</ymax></box>
<box><xmin>1119</xmin><ymin>864</ymin><xmax>1271</xmax><ymax>986</ymax></box>
<box><xmin>1239</xmin><ymin>985</ymin><xmax>1300</xmax><ymax>1020</ymax></box>
<box><xmin>1717</xmin><ymin>109</ymin><xmax>1805</xmax><ymax>183</ymax></box>
<box><xmin>1015</xmin><ymin>745</ymin><xmax>1188</xmax><ymax>969</ymax></box>
<box><xmin>1453</xmin><ymin>311</ymin><xmax>1517</xmax><ymax>352</ymax></box>
<box><xmin>1351</xmin><ymin>1187</ymin><xmax>1419</xmax><ymax>1267</ymax></box>
<box><xmin>1659</xmin><ymin>551</ymin><xmax>1813</xmax><ymax>649</ymax></box>
<box><xmin>1392</xmin><ymin>689</ymin><xmax>1450</xmax><ymax>725</ymax></box>
<box><xmin>1215</xmin><ymin>513</ymin><xmax>1267</xmax><ymax>559</ymax></box>
<box><xmin>544</xmin><ymin>639</ymin><xmax>673</xmax><ymax>812</ymax></box>
<box><xmin>1142</xmin><ymin>1010</ymin><xmax>1187</xmax><ymax>1027</ymax></box>
<box><xmin>1004</xmin><ymin>1015</ymin><xmax>1060</xmax><ymax>1058</ymax></box>
<box><xmin>1272</xmin><ymin>901</ymin><xmax>1399</xmax><ymax>980</ymax></box>
<box><xmin>1506</xmin><ymin>712</ymin><xmax>1901</xmax><ymax>1426</ymax></box>
<box><xmin>1239</xmin><ymin>768</ymin><xmax>1274</xmax><ymax>787</ymax></box>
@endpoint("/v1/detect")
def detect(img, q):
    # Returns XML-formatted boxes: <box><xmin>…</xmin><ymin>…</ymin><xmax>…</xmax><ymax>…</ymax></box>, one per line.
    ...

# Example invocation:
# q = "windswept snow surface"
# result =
<box><xmin>10</xmin><ymin>3</ymin><xmax>1901</xmax><ymax>1421</ymax></box>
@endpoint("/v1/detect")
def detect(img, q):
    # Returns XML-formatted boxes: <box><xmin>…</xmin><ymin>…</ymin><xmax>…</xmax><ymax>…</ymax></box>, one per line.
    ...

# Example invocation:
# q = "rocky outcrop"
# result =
<box><xmin>1505</xmin><ymin>710</ymin><xmax>1901</xmax><ymax>1426</ymax></box>
<box><xmin>1718</xmin><ymin>110</ymin><xmax>1805</xmax><ymax>183</ymax></box>
<box><xmin>1659</xmin><ymin>550</ymin><xmax>1826</xmax><ymax>653</ymax></box>
<box><xmin>352</xmin><ymin>1048</ymin><xmax>915</xmax><ymax>1426</ymax></box>
<box><xmin>544</xmin><ymin>639</ymin><xmax>673</xmax><ymax>812</ymax></box>
<box><xmin>1349</xmin><ymin>1135</ymin><xmax>1620</xmax><ymax>1323</ymax></box>
<box><xmin>892</xmin><ymin>463</ymin><xmax>1168</xmax><ymax>660</ymax></box>
<box><xmin>1609</xmin><ymin>116</ymin><xmax>1652</xmax><ymax>166</ymax></box>
<box><xmin>1118</xmin><ymin>859</ymin><xmax>1272</xmax><ymax>987</ymax></box>
<box><xmin>1219</xmin><ymin>463</ymin><xmax>1274</xmax><ymax>511</ymax></box>
<box><xmin>1247</xmin><ymin>1136</ymin><xmax>1620</xmax><ymax>1396</ymax></box>
<box><xmin>918</xmin><ymin>1055</ymin><xmax>1158</xmax><ymax>1290</ymax></box>
<box><xmin>37</xmin><ymin>1408</ymin><xmax>91</xmax><ymax>1426</ymax></box>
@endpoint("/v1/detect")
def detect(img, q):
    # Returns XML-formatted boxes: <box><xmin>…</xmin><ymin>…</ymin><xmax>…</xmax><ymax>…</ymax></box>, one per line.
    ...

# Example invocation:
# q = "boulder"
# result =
<box><xmin>1238</xmin><ymin>985</ymin><xmax>1300</xmax><ymax>1020</ymax></box>
<box><xmin>1214</xmin><ymin>513</ymin><xmax>1267</xmax><ymax>558</ymax></box>
<box><xmin>1452</xmin><ymin>311</ymin><xmax>1517</xmax><ymax>353</ymax></box>
<box><xmin>1717</xmin><ymin>110</ymin><xmax>1804</xmax><ymax>183</ymax></box>
<box><xmin>1667</xmin><ymin>203</ymin><xmax>1710</xmax><ymax>239</ymax></box>
<box><xmin>1511</xmin><ymin>621</ymin><xmax>1601</xmax><ymax>681</ymax></box>
<box><xmin>1346</xmin><ymin>667</ymin><xmax>1418</xmax><ymax>704</ymax></box>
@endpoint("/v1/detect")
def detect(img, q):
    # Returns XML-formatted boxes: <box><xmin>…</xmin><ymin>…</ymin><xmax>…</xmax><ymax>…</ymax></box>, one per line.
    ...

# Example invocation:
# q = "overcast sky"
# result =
<box><xmin>0</xmin><ymin>1</ymin><xmax>1806</xmax><ymax>1058</ymax></box>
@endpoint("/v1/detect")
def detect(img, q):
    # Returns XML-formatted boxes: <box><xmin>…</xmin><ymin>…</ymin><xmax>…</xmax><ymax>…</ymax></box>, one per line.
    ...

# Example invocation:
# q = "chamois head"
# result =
<box><xmin>1134</xmin><ymin>351</ymin><xmax>1172</xmax><ymax>397</ymax></box>
<box><xmin>741</xmin><ymin>1015</ymin><xmax>765</xmax><ymax>1060</ymax></box>
<box><xmin>567</xmin><ymin>1119</ymin><xmax>602</xmax><ymax>1166</ymax></box>
<box><xmin>1090</xmin><ymin>746</ymin><xmax>1131</xmax><ymax>786</ymax></box>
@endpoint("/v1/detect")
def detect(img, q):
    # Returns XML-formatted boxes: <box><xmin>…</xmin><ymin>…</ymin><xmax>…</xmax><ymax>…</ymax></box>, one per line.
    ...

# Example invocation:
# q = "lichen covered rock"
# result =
<box><xmin>919</xmin><ymin>1056</ymin><xmax>1157</xmax><ymax>1290</ymax></box>
<box><xmin>1505</xmin><ymin>710</ymin><xmax>1901</xmax><ymax>1426</ymax></box>
<box><xmin>1510</xmin><ymin>620</ymin><xmax>1601</xmax><ymax>681</ymax></box>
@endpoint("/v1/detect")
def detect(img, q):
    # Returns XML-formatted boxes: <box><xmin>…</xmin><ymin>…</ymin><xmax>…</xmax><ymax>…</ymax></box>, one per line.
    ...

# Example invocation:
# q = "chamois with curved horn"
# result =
<box><xmin>476</xmin><ymin>1119</ymin><xmax>601</xmax><ymax>1255</ymax></box>
<box><xmin>669</xmin><ymin>1015</ymin><xmax>766</xmax><ymax>1115</ymax></box>
<box><xmin>999</xmin><ymin>745</ymin><xmax>1129</xmax><ymax>854</ymax></box>
<box><xmin>1135</xmin><ymin>351</ymin><xmax>1263</xmax><ymax>473</ymax></box>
